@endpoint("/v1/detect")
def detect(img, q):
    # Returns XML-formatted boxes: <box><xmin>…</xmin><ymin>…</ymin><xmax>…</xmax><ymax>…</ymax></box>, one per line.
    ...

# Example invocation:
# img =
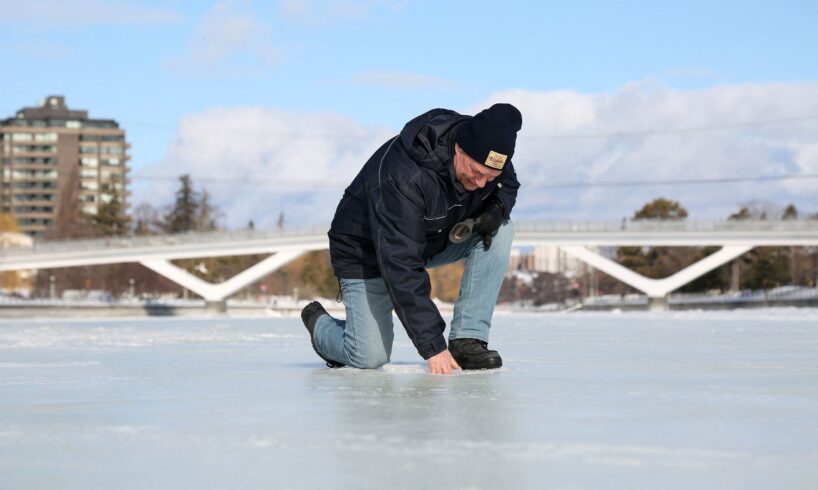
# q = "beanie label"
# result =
<box><xmin>485</xmin><ymin>151</ymin><xmax>507</xmax><ymax>170</ymax></box>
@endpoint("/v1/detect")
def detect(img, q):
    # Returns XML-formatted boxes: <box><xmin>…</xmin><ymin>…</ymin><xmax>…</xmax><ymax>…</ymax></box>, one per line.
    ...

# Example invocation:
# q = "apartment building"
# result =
<box><xmin>0</xmin><ymin>96</ymin><xmax>129</xmax><ymax>237</ymax></box>
<box><xmin>508</xmin><ymin>245</ymin><xmax>587</xmax><ymax>277</ymax></box>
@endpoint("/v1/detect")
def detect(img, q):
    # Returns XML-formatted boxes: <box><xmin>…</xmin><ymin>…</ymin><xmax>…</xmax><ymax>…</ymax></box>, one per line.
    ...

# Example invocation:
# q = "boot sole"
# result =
<box><xmin>457</xmin><ymin>356</ymin><xmax>503</xmax><ymax>370</ymax></box>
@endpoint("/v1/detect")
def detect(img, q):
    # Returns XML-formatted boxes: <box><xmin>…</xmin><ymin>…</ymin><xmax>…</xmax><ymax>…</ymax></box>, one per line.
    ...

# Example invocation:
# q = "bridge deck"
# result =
<box><xmin>3</xmin><ymin>221</ymin><xmax>818</xmax><ymax>271</ymax></box>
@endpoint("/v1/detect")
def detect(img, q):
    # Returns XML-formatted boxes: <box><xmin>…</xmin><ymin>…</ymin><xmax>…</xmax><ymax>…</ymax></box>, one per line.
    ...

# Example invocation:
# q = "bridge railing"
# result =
<box><xmin>515</xmin><ymin>219</ymin><xmax>818</xmax><ymax>232</ymax></box>
<box><xmin>2</xmin><ymin>220</ymin><xmax>817</xmax><ymax>257</ymax></box>
<box><xmin>0</xmin><ymin>226</ymin><xmax>330</xmax><ymax>256</ymax></box>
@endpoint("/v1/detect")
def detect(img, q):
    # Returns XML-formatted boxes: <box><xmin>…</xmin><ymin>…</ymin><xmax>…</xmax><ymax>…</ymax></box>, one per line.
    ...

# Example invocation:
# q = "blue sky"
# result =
<box><xmin>2</xmin><ymin>0</ymin><xmax>817</xmax><ymax>227</ymax></box>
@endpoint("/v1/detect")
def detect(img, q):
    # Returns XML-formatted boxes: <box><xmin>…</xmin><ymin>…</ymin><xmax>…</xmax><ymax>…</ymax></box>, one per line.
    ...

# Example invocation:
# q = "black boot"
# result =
<box><xmin>301</xmin><ymin>301</ymin><xmax>345</xmax><ymax>368</ymax></box>
<box><xmin>448</xmin><ymin>338</ymin><xmax>503</xmax><ymax>370</ymax></box>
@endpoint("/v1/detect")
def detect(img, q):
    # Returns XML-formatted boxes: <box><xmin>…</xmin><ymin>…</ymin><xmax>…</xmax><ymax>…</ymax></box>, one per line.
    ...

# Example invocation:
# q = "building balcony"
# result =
<box><xmin>14</xmin><ymin>211</ymin><xmax>56</xmax><ymax>219</ymax></box>
<box><xmin>9</xmin><ymin>176</ymin><xmax>59</xmax><ymax>182</ymax></box>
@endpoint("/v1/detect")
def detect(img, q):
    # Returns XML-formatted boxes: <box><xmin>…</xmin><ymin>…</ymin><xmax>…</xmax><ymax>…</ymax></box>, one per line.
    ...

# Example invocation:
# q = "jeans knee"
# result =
<box><xmin>348</xmin><ymin>339</ymin><xmax>390</xmax><ymax>369</ymax></box>
<box><xmin>350</xmin><ymin>350</ymin><xmax>389</xmax><ymax>369</ymax></box>
<box><xmin>492</xmin><ymin>220</ymin><xmax>514</xmax><ymax>249</ymax></box>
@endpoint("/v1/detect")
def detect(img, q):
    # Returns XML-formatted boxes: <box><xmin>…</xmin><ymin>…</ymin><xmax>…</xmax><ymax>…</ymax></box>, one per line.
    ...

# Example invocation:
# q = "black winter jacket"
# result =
<box><xmin>327</xmin><ymin>108</ymin><xmax>520</xmax><ymax>359</ymax></box>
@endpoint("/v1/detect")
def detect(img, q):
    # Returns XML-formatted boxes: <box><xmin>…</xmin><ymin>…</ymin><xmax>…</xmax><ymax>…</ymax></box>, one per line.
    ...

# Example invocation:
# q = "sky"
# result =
<box><xmin>1</xmin><ymin>0</ymin><xmax>817</xmax><ymax>228</ymax></box>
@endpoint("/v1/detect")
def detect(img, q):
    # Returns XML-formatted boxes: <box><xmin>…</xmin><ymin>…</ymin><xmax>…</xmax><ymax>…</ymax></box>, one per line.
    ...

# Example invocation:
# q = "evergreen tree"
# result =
<box><xmin>164</xmin><ymin>175</ymin><xmax>198</xmax><ymax>233</ymax></box>
<box><xmin>782</xmin><ymin>204</ymin><xmax>798</xmax><ymax>220</ymax></box>
<box><xmin>92</xmin><ymin>180</ymin><xmax>130</xmax><ymax>236</ymax></box>
<box><xmin>195</xmin><ymin>190</ymin><xmax>219</xmax><ymax>231</ymax></box>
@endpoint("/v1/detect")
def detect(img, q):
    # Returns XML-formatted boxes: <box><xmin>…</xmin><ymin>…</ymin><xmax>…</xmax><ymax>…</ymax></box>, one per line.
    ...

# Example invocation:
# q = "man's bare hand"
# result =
<box><xmin>427</xmin><ymin>349</ymin><xmax>461</xmax><ymax>375</ymax></box>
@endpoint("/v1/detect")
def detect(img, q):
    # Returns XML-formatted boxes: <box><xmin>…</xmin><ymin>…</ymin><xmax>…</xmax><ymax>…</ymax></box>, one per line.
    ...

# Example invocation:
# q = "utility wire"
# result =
<box><xmin>5</xmin><ymin>106</ymin><xmax>818</xmax><ymax>139</ymax></box>
<box><xmin>532</xmin><ymin>173</ymin><xmax>818</xmax><ymax>189</ymax></box>
<box><xmin>120</xmin><ymin>113</ymin><xmax>818</xmax><ymax>139</ymax></box>
<box><xmin>129</xmin><ymin>172</ymin><xmax>818</xmax><ymax>190</ymax></box>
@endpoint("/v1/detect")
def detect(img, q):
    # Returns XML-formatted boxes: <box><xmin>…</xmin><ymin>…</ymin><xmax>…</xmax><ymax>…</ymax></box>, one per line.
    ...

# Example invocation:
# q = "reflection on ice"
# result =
<box><xmin>1</xmin><ymin>310</ymin><xmax>817</xmax><ymax>489</ymax></box>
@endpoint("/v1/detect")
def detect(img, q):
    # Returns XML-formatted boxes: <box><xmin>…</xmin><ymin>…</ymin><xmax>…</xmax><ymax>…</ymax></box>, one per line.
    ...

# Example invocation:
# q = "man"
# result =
<box><xmin>301</xmin><ymin>103</ymin><xmax>522</xmax><ymax>374</ymax></box>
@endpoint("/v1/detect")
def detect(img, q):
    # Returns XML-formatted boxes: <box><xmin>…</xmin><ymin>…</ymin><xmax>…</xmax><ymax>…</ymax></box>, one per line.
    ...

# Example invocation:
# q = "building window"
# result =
<box><xmin>80</xmin><ymin>157</ymin><xmax>99</xmax><ymax>167</ymax></box>
<box><xmin>80</xmin><ymin>145</ymin><xmax>97</xmax><ymax>154</ymax></box>
<box><xmin>34</xmin><ymin>133</ymin><xmax>58</xmax><ymax>142</ymax></box>
<box><xmin>14</xmin><ymin>206</ymin><xmax>55</xmax><ymax>214</ymax></box>
<box><xmin>80</xmin><ymin>169</ymin><xmax>97</xmax><ymax>178</ymax></box>
<box><xmin>66</xmin><ymin>121</ymin><xmax>82</xmax><ymax>129</ymax></box>
<box><xmin>12</xmin><ymin>145</ymin><xmax>56</xmax><ymax>153</ymax></box>
<box><xmin>12</xmin><ymin>169</ymin><xmax>58</xmax><ymax>179</ymax></box>
<box><xmin>11</xmin><ymin>133</ymin><xmax>33</xmax><ymax>142</ymax></box>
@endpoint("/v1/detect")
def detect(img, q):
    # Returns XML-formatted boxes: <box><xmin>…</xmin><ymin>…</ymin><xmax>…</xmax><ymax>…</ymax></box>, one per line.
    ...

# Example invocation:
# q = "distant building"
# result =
<box><xmin>0</xmin><ymin>96</ymin><xmax>129</xmax><ymax>237</ymax></box>
<box><xmin>533</xmin><ymin>245</ymin><xmax>584</xmax><ymax>277</ymax></box>
<box><xmin>508</xmin><ymin>245</ymin><xmax>587</xmax><ymax>277</ymax></box>
<box><xmin>508</xmin><ymin>247</ymin><xmax>535</xmax><ymax>272</ymax></box>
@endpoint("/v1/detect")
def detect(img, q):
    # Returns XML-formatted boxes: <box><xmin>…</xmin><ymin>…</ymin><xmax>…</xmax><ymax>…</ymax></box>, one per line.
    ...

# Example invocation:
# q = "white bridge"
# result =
<box><xmin>2</xmin><ymin>221</ymin><xmax>817</xmax><ymax>310</ymax></box>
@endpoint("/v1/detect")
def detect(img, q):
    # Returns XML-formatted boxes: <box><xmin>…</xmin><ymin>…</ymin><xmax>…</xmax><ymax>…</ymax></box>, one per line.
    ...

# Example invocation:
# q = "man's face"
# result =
<box><xmin>454</xmin><ymin>143</ymin><xmax>502</xmax><ymax>191</ymax></box>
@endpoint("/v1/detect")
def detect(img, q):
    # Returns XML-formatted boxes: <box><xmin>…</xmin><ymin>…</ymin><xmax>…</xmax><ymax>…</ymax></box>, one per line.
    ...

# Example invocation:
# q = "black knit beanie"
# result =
<box><xmin>456</xmin><ymin>103</ymin><xmax>522</xmax><ymax>171</ymax></box>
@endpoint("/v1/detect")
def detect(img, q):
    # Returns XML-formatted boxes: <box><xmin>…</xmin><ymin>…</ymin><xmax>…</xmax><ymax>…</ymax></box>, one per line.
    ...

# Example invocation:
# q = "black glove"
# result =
<box><xmin>473</xmin><ymin>200</ymin><xmax>505</xmax><ymax>250</ymax></box>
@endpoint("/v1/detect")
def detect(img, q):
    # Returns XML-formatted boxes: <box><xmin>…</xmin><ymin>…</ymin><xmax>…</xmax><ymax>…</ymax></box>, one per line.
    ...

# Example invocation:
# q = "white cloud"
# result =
<box><xmin>351</xmin><ymin>70</ymin><xmax>458</xmax><ymax>90</ymax></box>
<box><xmin>0</xmin><ymin>0</ymin><xmax>183</xmax><ymax>27</ymax></box>
<box><xmin>138</xmin><ymin>80</ymin><xmax>818</xmax><ymax>229</ymax></box>
<box><xmin>474</xmin><ymin>81</ymin><xmax>818</xmax><ymax>220</ymax></box>
<box><xmin>135</xmin><ymin>107</ymin><xmax>395</xmax><ymax>229</ymax></box>
<box><xmin>166</xmin><ymin>2</ymin><xmax>276</xmax><ymax>76</ymax></box>
<box><xmin>277</xmin><ymin>0</ymin><xmax>406</xmax><ymax>25</ymax></box>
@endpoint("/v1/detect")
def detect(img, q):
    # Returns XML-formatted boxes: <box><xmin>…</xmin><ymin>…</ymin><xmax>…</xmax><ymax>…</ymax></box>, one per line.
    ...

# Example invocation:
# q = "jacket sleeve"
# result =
<box><xmin>494</xmin><ymin>161</ymin><xmax>520</xmax><ymax>219</ymax></box>
<box><xmin>369</xmin><ymin>177</ymin><xmax>448</xmax><ymax>359</ymax></box>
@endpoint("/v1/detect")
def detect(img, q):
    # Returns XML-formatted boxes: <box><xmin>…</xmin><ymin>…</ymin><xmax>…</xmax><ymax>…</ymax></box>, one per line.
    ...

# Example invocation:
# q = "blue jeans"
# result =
<box><xmin>313</xmin><ymin>220</ymin><xmax>514</xmax><ymax>368</ymax></box>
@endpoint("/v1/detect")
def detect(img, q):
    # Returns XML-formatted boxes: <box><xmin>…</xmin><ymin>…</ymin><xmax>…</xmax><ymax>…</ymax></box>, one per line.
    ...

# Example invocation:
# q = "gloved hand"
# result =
<box><xmin>473</xmin><ymin>200</ymin><xmax>505</xmax><ymax>250</ymax></box>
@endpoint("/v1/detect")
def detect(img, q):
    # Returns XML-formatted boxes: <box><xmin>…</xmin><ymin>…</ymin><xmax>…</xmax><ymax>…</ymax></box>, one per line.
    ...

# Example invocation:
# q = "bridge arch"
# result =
<box><xmin>2</xmin><ymin>221</ymin><xmax>817</xmax><ymax>311</ymax></box>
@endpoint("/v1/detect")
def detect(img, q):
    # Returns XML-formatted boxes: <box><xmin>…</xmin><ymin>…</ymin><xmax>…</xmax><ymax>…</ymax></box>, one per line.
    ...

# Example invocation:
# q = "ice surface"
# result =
<box><xmin>1</xmin><ymin>310</ymin><xmax>818</xmax><ymax>489</ymax></box>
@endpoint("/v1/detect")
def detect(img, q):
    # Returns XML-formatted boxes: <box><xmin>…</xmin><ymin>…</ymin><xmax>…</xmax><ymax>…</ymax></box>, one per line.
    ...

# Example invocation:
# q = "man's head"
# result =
<box><xmin>453</xmin><ymin>143</ymin><xmax>501</xmax><ymax>190</ymax></box>
<box><xmin>454</xmin><ymin>103</ymin><xmax>522</xmax><ymax>190</ymax></box>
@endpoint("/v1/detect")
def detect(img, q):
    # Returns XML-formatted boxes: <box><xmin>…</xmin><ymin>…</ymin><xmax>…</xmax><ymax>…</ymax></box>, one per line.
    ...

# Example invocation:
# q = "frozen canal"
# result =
<box><xmin>1</xmin><ymin>310</ymin><xmax>817</xmax><ymax>489</ymax></box>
